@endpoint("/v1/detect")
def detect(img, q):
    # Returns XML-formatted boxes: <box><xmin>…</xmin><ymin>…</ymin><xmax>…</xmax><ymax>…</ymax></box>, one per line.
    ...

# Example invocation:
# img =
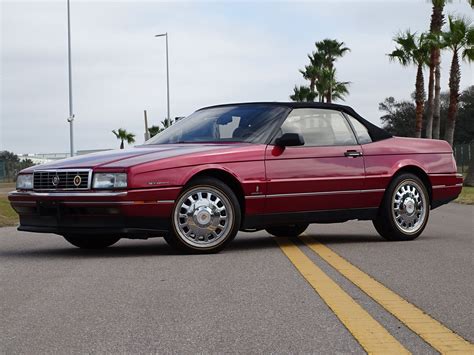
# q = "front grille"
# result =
<box><xmin>33</xmin><ymin>170</ymin><xmax>91</xmax><ymax>190</ymax></box>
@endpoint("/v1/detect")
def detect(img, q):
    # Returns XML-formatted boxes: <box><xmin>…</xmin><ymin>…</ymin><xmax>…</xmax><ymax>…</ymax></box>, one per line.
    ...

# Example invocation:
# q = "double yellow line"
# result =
<box><xmin>276</xmin><ymin>235</ymin><xmax>474</xmax><ymax>354</ymax></box>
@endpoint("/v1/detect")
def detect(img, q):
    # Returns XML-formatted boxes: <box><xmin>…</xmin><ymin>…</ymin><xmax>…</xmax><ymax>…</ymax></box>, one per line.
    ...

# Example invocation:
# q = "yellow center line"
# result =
<box><xmin>299</xmin><ymin>235</ymin><xmax>474</xmax><ymax>354</ymax></box>
<box><xmin>275</xmin><ymin>237</ymin><xmax>410</xmax><ymax>354</ymax></box>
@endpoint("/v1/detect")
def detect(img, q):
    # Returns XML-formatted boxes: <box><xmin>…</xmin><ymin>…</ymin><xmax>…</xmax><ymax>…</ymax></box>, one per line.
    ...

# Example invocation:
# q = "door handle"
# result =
<box><xmin>344</xmin><ymin>150</ymin><xmax>363</xmax><ymax>158</ymax></box>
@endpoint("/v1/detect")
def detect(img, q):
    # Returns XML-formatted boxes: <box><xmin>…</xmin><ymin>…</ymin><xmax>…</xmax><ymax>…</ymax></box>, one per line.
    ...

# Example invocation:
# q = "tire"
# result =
<box><xmin>63</xmin><ymin>235</ymin><xmax>120</xmax><ymax>249</ymax></box>
<box><xmin>373</xmin><ymin>173</ymin><xmax>430</xmax><ymax>241</ymax></box>
<box><xmin>164</xmin><ymin>177</ymin><xmax>241</xmax><ymax>254</ymax></box>
<box><xmin>266</xmin><ymin>224</ymin><xmax>309</xmax><ymax>238</ymax></box>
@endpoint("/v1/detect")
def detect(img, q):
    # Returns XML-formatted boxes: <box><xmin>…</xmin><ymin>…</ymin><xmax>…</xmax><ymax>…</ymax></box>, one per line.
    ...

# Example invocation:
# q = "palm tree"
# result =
<box><xmin>148</xmin><ymin>125</ymin><xmax>162</xmax><ymax>138</ymax></box>
<box><xmin>148</xmin><ymin>118</ymin><xmax>174</xmax><ymax>138</ymax></box>
<box><xmin>294</xmin><ymin>39</ymin><xmax>350</xmax><ymax>103</ymax></box>
<box><xmin>112</xmin><ymin>128</ymin><xmax>136</xmax><ymax>149</ymax></box>
<box><xmin>389</xmin><ymin>31</ymin><xmax>430</xmax><ymax>138</ymax></box>
<box><xmin>290</xmin><ymin>85</ymin><xmax>317</xmax><ymax>102</ymax></box>
<box><xmin>316</xmin><ymin>67</ymin><xmax>336</xmax><ymax>102</ymax></box>
<box><xmin>161</xmin><ymin>118</ymin><xmax>173</xmax><ymax>128</ymax></box>
<box><xmin>314</xmin><ymin>66</ymin><xmax>350</xmax><ymax>103</ymax></box>
<box><xmin>427</xmin><ymin>1</ymin><xmax>473</xmax><ymax>138</ymax></box>
<box><xmin>300</xmin><ymin>51</ymin><xmax>325</xmax><ymax>95</ymax></box>
<box><xmin>426</xmin><ymin>0</ymin><xmax>448</xmax><ymax>139</ymax></box>
<box><xmin>315</xmin><ymin>39</ymin><xmax>350</xmax><ymax>102</ymax></box>
<box><xmin>441</xmin><ymin>16</ymin><xmax>474</xmax><ymax>146</ymax></box>
<box><xmin>299</xmin><ymin>64</ymin><xmax>319</xmax><ymax>94</ymax></box>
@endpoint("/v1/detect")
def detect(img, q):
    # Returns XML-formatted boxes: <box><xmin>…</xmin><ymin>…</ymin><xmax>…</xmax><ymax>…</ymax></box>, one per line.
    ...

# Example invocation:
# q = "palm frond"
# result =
<box><xmin>389</xmin><ymin>30</ymin><xmax>430</xmax><ymax>66</ymax></box>
<box><xmin>290</xmin><ymin>85</ymin><xmax>317</xmax><ymax>102</ymax></box>
<box><xmin>442</xmin><ymin>15</ymin><xmax>473</xmax><ymax>56</ymax></box>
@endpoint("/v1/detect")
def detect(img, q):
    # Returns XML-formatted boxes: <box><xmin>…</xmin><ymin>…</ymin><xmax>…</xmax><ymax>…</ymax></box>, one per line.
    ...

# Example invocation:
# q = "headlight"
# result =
<box><xmin>92</xmin><ymin>173</ymin><xmax>127</xmax><ymax>189</ymax></box>
<box><xmin>16</xmin><ymin>174</ymin><xmax>33</xmax><ymax>190</ymax></box>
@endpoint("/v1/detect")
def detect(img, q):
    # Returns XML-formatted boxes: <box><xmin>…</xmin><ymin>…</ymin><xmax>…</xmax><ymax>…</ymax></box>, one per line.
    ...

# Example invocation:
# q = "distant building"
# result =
<box><xmin>76</xmin><ymin>149</ymin><xmax>112</xmax><ymax>156</ymax></box>
<box><xmin>18</xmin><ymin>153</ymin><xmax>69</xmax><ymax>165</ymax></box>
<box><xmin>18</xmin><ymin>149</ymin><xmax>113</xmax><ymax>164</ymax></box>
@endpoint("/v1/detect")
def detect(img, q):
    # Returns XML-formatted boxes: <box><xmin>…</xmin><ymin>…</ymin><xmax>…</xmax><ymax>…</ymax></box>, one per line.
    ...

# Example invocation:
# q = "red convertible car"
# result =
<box><xmin>9</xmin><ymin>102</ymin><xmax>462</xmax><ymax>253</ymax></box>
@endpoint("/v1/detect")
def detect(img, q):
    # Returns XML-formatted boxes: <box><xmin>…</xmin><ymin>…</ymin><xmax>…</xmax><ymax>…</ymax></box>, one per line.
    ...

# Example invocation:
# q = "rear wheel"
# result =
<box><xmin>164</xmin><ymin>177</ymin><xmax>241</xmax><ymax>254</ymax></box>
<box><xmin>265</xmin><ymin>224</ymin><xmax>309</xmax><ymax>238</ymax></box>
<box><xmin>63</xmin><ymin>235</ymin><xmax>121</xmax><ymax>249</ymax></box>
<box><xmin>373</xmin><ymin>173</ymin><xmax>429</xmax><ymax>241</ymax></box>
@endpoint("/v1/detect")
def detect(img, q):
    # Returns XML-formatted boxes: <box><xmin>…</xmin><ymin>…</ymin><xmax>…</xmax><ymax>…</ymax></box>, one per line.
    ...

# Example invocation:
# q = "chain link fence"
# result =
<box><xmin>0</xmin><ymin>160</ymin><xmax>6</xmax><ymax>182</ymax></box>
<box><xmin>453</xmin><ymin>142</ymin><xmax>473</xmax><ymax>174</ymax></box>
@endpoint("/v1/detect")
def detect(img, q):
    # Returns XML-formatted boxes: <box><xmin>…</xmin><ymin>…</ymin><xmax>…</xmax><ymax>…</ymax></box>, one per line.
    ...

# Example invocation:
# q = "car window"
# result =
<box><xmin>279</xmin><ymin>108</ymin><xmax>357</xmax><ymax>146</ymax></box>
<box><xmin>146</xmin><ymin>105</ymin><xmax>290</xmax><ymax>144</ymax></box>
<box><xmin>346</xmin><ymin>115</ymin><xmax>373</xmax><ymax>144</ymax></box>
<box><xmin>218</xmin><ymin>116</ymin><xmax>241</xmax><ymax>138</ymax></box>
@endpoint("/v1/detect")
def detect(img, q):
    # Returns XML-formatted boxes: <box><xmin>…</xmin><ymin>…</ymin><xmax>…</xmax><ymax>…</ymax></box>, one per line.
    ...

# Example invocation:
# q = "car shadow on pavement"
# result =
<box><xmin>1</xmin><ymin>233</ymin><xmax>425</xmax><ymax>260</ymax></box>
<box><xmin>303</xmin><ymin>234</ymin><xmax>384</xmax><ymax>244</ymax></box>
<box><xmin>229</xmin><ymin>234</ymin><xmax>384</xmax><ymax>252</ymax></box>
<box><xmin>0</xmin><ymin>238</ymin><xmax>179</xmax><ymax>259</ymax></box>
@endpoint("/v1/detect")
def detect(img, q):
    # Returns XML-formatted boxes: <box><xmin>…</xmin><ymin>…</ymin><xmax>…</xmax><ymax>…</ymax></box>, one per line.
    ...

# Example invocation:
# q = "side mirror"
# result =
<box><xmin>275</xmin><ymin>133</ymin><xmax>305</xmax><ymax>147</ymax></box>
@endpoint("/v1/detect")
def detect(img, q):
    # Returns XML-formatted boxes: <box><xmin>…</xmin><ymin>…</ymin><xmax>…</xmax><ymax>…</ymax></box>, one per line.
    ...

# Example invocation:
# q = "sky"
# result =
<box><xmin>1</xmin><ymin>0</ymin><xmax>473</xmax><ymax>154</ymax></box>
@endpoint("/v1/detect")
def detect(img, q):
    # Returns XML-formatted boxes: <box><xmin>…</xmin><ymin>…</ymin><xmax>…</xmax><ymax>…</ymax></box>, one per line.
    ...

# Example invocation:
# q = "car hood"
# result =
<box><xmin>22</xmin><ymin>144</ymin><xmax>250</xmax><ymax>172</ymax></box>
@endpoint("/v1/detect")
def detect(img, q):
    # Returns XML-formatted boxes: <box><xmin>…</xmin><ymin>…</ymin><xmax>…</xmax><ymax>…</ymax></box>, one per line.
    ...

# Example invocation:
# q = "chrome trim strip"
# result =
<box><xmin>11</xmin><ymin>199</ymin><xmax>175</xmax><ymax>205</ymax></box>
<box><xmin>61</xmin><ymin>201</ymin><xmax>131</xmax><ymax>205</ymax></box>
<box><xmin>432</xmin><ymin>184</ymin><xmax>462</xmax><ymax>189</ymax></box>
<box><xmin>268</xmin><ymin>176</ymin><xmax>366</xmax><ymax>183</ymax></box>
<box><xmin>245</xmin><ymin>188</ymin><xmax>385</xmax><ymax>199</ymax></box>
<box><xmin>245</xmin><ymin>195</ymin><xmax>266</xmax><ymax>199</ymax></box>
<box><xmin>157</xmin><ymin>200</ymin><xmax>175</xmax><ymax>204</ymax></box>
<box><xmin>9</xmin><ymin>191</ymin><xmax>127</xmax><ymax>197</ymax></box>
<box><xmin>430</xmin><ymin>173</ymin><xmax>461</xmax><ymax>177</ymax></box>
<box><xmin>33</xmin><ymin>168</ymin><xmax>92</xmax><ymax>173</ymax></box>
<box><xmin>361</xmin><ymin>188</ymin><xmax>386</xmax><ymax>193</ymax></box>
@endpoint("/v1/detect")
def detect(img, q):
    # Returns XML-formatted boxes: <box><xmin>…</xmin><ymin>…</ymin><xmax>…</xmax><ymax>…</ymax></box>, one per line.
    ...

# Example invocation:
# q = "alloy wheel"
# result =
<box><xmin>173</xmin><ymin>186</ymin><xmax>234</xmax><ymax>248</ymax></box>
<box><xmin>391</xmin><ymin>180</ymin><xmax>427</xmax><ymax>235</ymax></box>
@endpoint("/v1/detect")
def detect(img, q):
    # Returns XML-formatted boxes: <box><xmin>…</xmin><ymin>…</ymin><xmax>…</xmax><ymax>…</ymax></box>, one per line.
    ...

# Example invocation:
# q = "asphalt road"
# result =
<box><xmin>1</xmin><ymin>203</ymin><xmax>472</xmax><ymax>353</ymax></box>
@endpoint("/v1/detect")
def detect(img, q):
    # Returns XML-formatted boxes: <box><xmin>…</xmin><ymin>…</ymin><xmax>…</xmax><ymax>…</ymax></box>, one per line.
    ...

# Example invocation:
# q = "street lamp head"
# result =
<box><xmin>155</xmin><ymin>33</ymin><xmax>167</xmax><ymax>37</ymax></box>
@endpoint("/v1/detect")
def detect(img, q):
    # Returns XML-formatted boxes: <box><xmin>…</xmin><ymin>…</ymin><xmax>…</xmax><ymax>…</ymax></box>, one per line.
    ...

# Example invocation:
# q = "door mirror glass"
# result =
<box><xmin>275</xmin><ymin>133</ymin><xmax>305</xmax><ymax>147</ymax></box>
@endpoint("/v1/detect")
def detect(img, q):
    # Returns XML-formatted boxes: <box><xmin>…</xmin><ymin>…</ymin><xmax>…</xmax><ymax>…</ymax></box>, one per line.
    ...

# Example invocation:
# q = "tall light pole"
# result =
<box><xmin>66</xmin><ymin>0</ymin><xmax>74</xmax><ymax>156</ymax></box>
<box><xmin>155</xmin><ymin>33</ymin><xmax>170</xmax><ymax>122</ymax></box>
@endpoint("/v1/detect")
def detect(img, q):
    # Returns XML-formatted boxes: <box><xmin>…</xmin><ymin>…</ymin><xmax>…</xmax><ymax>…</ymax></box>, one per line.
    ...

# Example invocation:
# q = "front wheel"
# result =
<box><xmin>265</xmin><ymin>224</ymin><xmax>309</xmax><ymax>238</ymax></box>
<box><xmin>63</xmin><ymin>235</ymin><xmax>121</xmax><ymax>249</ymax></box>
<box><xmin>373</xmin><ymin>173</ymin><xmax>430</xmax><ymax>241</ymax></box>
<box><xmin>164</xmin><ymin>177</ymin><xmax>241</xmax><ymax>254</ymax></box>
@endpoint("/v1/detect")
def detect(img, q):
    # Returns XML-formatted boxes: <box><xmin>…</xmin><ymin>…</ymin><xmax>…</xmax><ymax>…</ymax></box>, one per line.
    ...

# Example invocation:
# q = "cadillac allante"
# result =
<box><xmin>9</xmin><ymin>103</ymin><xmax>463</xmax><ymax>253</ymax></box>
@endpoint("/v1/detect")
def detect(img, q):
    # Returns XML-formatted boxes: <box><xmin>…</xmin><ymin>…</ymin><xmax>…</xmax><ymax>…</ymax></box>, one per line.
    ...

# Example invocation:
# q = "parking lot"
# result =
<box><xmin>1</xmin><ymin>203</ymin><xmax>472</xmax><ymax>353</ymax></box>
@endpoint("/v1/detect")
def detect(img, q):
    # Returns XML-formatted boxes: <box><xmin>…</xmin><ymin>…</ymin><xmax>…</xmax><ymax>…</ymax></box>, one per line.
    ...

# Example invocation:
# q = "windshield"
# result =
<box><xmin>145</xmin><ymin>105</ymin><xmax>290</xmax><ymax>145</ymax></box>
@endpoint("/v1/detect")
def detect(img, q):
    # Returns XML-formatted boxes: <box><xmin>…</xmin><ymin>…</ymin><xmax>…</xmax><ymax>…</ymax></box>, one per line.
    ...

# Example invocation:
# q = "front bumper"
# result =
<box><xmin>8</xmin><ymin>188</ymin><xmax>181</xmax><ymax>236</ymax></box>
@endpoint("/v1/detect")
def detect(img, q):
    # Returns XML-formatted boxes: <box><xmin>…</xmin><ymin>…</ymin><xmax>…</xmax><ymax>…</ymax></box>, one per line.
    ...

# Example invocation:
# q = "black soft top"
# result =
<box><xmin>199</xmin><ymin>102</ymin><xmax>392</xmax><ymax>142</ymax></box>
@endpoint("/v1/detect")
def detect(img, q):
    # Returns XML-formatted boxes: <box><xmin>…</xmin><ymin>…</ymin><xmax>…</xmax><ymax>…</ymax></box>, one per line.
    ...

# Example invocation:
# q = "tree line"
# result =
<box><xmin>379</xmin><ymin>85</ymin><xmax>473</xmax><ymax>144</ymax></box>
<box><xmin>0</xmin><ymin>151</ymin><xmax>35</xmax><ymax>182</ymax></box>
<box><xmin>388</xmin><ymin>1</ymin><xmax>473</xmax><ymax>146</ymax></box>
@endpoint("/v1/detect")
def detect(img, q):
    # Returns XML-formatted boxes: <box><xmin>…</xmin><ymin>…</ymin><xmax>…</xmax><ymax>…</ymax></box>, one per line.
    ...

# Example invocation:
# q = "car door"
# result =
<box><xmin>264</xmin><ymin>108</ymin><xmax>365</xmax><ymax>214</ymax></box>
